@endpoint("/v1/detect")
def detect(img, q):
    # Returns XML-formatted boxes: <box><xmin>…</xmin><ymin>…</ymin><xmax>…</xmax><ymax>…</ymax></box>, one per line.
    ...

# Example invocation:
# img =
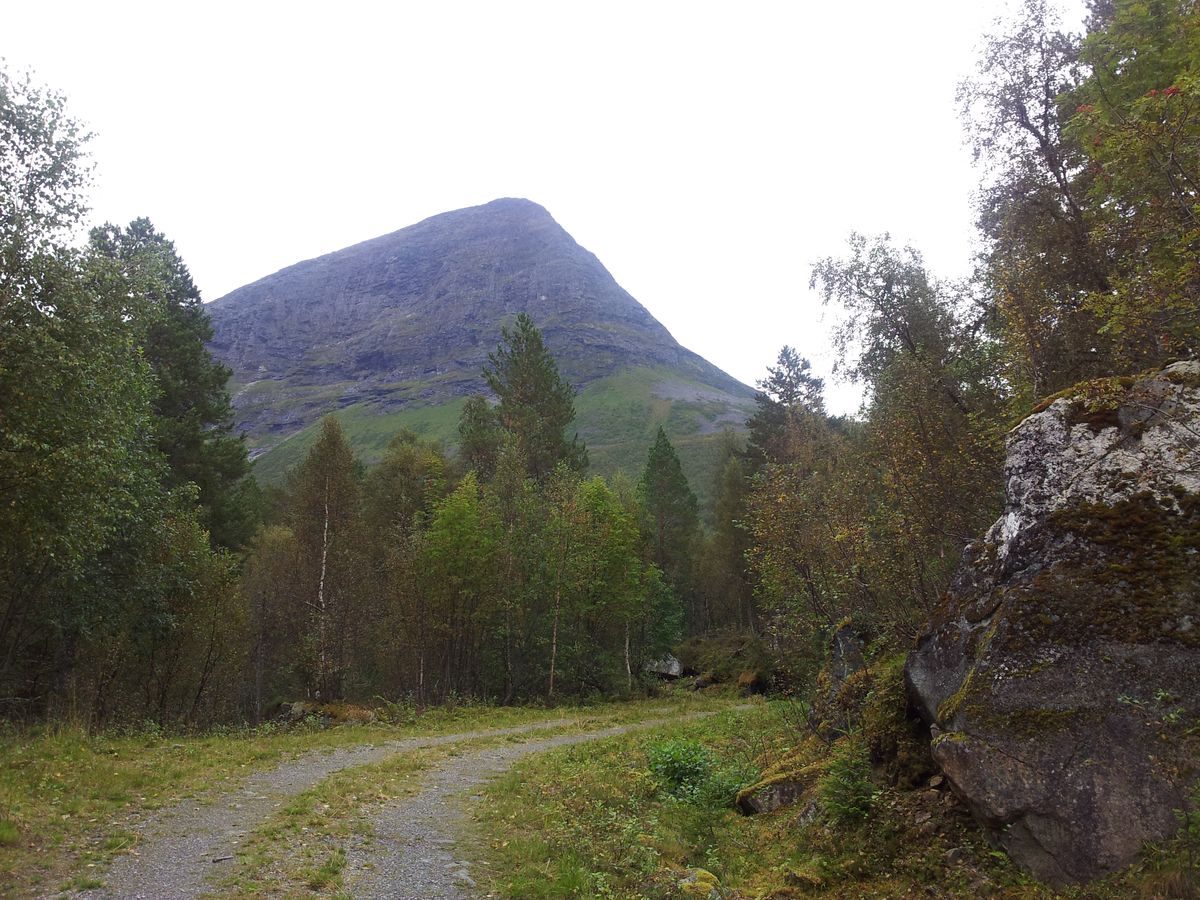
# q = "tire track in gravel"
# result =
<box><xmin>74</xmin><ymin>719</ymin><xmax>576</xmax><ymax>900</ymax></box>
<box><xmin>343</xmin><ymin>709</ymin><xmax>743</xmax><ymax>900</ymax></box>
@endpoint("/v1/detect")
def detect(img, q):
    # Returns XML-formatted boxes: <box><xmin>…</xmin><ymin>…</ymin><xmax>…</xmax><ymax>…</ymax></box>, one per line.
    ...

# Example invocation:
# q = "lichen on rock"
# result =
<box><xmin>905</xmin><ymin>361</ymin><xmax>1200</xmax><ymax>885</ymax></box>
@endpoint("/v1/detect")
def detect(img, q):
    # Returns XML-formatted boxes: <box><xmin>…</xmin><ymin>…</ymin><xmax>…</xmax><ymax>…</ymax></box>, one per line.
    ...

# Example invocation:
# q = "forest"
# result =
<box><xmin>1</xmin><ymin>0</ymin><xmax>1197</xmax><ymax>721</ymax></box>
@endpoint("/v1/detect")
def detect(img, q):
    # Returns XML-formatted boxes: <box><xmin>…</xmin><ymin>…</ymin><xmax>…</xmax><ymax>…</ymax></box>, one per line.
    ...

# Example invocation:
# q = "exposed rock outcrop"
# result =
<box><xmin>906</xmin><ymin>361</ymin><xmax>1200</xmax><ymax>884</ymax></box>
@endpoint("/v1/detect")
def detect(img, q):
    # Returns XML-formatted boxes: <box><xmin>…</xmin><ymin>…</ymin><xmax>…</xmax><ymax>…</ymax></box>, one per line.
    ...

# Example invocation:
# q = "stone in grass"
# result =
<box><xmin>736</xmin><ymin>776</ymin><xmax>807</xmax><ymax>815</ymax></box>
<box><xmin>735</xmin><ymin>738</ymin><xmax>830</xmax><ymax>817</ymax></box>
<box><xmin>906</xmin><ymin>361</ymin><xmax>1200</xmax><ymax>885</ymax></box>
<box><xmin>678</xmin><ymin>868</ymin><xmax>722</xmax><ymax>899</ymax></box>
<box><xmin>646</xmin><ymin>654</ymin><xmax>683</xmax><ymax>678</ymax></box>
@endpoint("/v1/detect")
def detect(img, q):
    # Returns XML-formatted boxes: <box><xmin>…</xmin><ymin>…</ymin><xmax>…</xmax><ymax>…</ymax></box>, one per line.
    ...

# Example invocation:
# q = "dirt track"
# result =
<box><xmin>73</xmin><ymin>708</ymin><xmax>735</xmax><ymax>899</ymax></box>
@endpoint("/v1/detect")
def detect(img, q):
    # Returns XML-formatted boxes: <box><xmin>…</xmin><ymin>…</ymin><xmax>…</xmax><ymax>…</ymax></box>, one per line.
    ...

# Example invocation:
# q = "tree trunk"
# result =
<box><xmin>503</xmin><ymin>539</ymin><xmax>515</xmax><ymax>704</ymax></box>
<box><xmin>624</xmin><ymin>621</ymin><xmax>632</xmax><ymax>692</ymax></box>
<box><xmin>548</xmin><ymin>584</ymin><xmax>561</xmax><ymax>698</ymax></box>
<box><xmin>315</xmin><ymin>475</ymin><xmax>331</xmax><ymax>698</ymax></box>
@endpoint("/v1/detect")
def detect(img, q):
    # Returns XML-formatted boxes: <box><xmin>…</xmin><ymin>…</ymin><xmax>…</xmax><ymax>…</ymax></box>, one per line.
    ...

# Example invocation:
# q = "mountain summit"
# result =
<box><xmin>207</xmin><ymin>198</ymin><xmax>754</xmax><ymax>498</ymax></box>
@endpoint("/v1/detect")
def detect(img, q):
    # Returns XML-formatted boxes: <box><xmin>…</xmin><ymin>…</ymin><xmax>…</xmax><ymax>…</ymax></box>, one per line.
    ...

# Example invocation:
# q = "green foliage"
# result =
<box><xmin>745</xmin><ymin>346</ymin><xmax>826</xmax><ymax>469</ymax></box>
<box><xmin>0</xmin><ymin>63</ymin><xmax>247</xmax><ymax>726</ymax></box>
<box><xmin>89</xmin><ymin>218</ymin><xmax>256</xmax><ymax>550</ymax></box>
<box><xmin>277</xmin><ymin>417</ymin><xmax>363</xmax><ymax>699</ymax></box>
<box><xmin>1068</xmin><ymin>5</ymin><xmax>1200</xmax><ymax>368</ymax></box>
<box><xmin>0</xmin><ymin>65</ymin><xmax>91</xmax><ymax>268</ymax></box>
<box><xmin>818</xmin><ymin>738</ymin><xmax>876</xmax><ymax>826</ymax></box>
<box><xmin>637</xmin><ymin>426</ymin><xmax>698</xmax><ymax>616</ymax></box>
<box><xmin>747</xmin><ymin>237</ymin><xmax>1004</xmax><ymax>681</ymax></box>
<box><xmin>648</xmin><ymin>738</ymin><xmax>717</xmax><ymax>798</ymax></box>
<box><xmin>676</xmin><ymin>629</ymin><xmax>773</xmax><ymax>686</ymax></box>
<box><xmin>484</xmin><ymin>311</ymin><xmax>587</xmax><ymax>480</ymax></box>
<box><xmin>647</xmin><ymin>736</ymin><xmax>754</xmax><ymax>810</ymax></box>
<box><xmin>457</xmin><ymin>394</ymin><xmax>502</xmax><ymax>479</ymax></box>
<box><xmin>961</xmin><ymin>0</ymin><xmax>1200</xmax><ymax>395</ymax></box>
<box><xmin>249</xmin><ymin>366</ymin><xmax>750</xmax><ymax>516</ymax></box>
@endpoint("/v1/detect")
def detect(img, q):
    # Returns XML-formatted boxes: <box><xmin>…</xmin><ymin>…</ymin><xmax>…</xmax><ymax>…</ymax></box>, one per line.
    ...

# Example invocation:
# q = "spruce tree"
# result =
<box><xmin>457</xmin><ymin>394</ymin><xmax>502</xmax><ymax>480</ymax></box>
<box><xmin>637</xmin><ymin>427</ymin><xmax>698</xmax><ymax>600</ymax></box>
<box><xmin>745</xmin><ymin>345</ymin><xmax>825</xmax><ymax>469</ymax></box>
<box><xmin>482</xmin><ymin>312</ymin><xmax>587</xmax><ymax>481</ymax></box>
<box><xmin>89</xmin><ymin>218</ymin><xmax>256</xmax><ymax>549</ymax></box>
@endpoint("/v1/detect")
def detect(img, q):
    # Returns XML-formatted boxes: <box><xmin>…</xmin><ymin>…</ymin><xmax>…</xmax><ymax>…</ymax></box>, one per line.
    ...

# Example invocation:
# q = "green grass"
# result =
<box><xmin>251</xmin><ymin>396</ymin><xmax>468</xmax><ymax>483</ymax></box>
<box><xmin>471</xmin><ymin>703</ymin><xmax>782</xmax><ymax>899</ymax></box>
<box><xmin>248</xmin><ymin>365</ymin><xmax>755</xmax><ymax>514</ymax></box>
<box><xmin>306</xmin><ymin>848</ymin><xmax>346</xmax><ymax>890</ymax></box>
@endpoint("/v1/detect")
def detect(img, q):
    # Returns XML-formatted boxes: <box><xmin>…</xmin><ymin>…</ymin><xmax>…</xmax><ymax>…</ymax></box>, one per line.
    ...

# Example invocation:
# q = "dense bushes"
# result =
<box><xmin>647</xmin><ymin>737</ymin><xmax>754</xmax><ymax>809</ymax></box>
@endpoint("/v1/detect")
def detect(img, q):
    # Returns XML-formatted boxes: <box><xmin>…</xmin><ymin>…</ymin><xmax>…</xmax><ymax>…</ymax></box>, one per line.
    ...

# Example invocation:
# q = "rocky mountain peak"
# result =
<box><xmin>205</xmin><ymin>199</ymin><xmax>754</xmax><ymax>487</ymax></box>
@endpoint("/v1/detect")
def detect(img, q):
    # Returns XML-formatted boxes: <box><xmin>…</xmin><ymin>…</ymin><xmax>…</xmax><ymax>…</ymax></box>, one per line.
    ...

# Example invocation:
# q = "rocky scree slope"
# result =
<box><xmin>906</xmin><ymin>360</ymin><xmax>1200</xmax><ymax>885</ymax></box>
<box><xmin>206</xmin><ymin>198</ymin><xmax>754</xmax><ymax>489</ymax></box>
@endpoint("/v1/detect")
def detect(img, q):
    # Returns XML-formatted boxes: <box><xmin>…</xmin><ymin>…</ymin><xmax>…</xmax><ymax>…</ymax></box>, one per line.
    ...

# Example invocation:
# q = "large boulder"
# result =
<box><xmin>905</xmin><ymin>361</ymin><xmax>1200</xmax><ymax>885</ymax></box>
<box><xmin>645</xmin><ymin>654</ymin><xmax>683</xmax><ymax>678</ymax></box>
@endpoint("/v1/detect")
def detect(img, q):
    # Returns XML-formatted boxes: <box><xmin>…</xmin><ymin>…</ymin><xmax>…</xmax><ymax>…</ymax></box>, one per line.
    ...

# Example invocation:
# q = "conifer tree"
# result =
<box><xmin>457</xmin><ymin>395</ymin><xmax>502</xmax><ymax>480</ymax></box>
<box><xmin>745</xmin><ymin>346</ymin><xmax>826</xmax><ymax>469</ymax></box>
<box><xmin>637</xmin><ymin>427</ymin><xmax>698</xmax><ymax>605</ymax></box>
<box><xmin>89</xmin><ymin>218</ymin><xmax>256</xmax><ymax>549</ymax></box>
<box><xmin>482</xmin><ymin>312</ymin><xmax>587</xmax><ymax>481</ymax></box>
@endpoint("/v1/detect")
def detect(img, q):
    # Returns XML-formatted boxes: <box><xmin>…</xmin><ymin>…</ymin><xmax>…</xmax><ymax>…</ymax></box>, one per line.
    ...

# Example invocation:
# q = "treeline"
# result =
<box><xmin>244</xmin><ymin>315</ymin><xmax>683</xmax><ymax>713</ymax></box>
<box><xmin>734</xmin><ymin>0</ymin><xmax>1200</xmax><ymax>677</ymax></box>
<box><xmin>1</xmin><ymin>68</ymin><xmax>257</xmax><ymax>722</ymax></box>
<box><xmin>0</xmin><ymin>63</ymin><xmax>693</xmax><ymax>723</ymax></box>
<box><xmin>0</xmin><ymin>73</ymin><xmax>692</xmax><ymax>721</ymax></box>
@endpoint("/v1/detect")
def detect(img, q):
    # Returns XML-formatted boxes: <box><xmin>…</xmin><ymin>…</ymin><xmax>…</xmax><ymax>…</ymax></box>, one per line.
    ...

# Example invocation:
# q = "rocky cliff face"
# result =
<box><xmin>905</xmin><ymin>361</ymin><xmax>1200</xmax><ymax>884</ymax></box>
<box><xmin>206</xmin><ymin>198</ymin><xmax>752</xmax><ymax>471</ymax></box>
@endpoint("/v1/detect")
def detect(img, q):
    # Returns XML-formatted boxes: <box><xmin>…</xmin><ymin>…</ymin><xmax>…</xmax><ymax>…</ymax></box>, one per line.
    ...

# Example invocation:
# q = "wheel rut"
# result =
<box><xmin>74</xmin><ymin>719</ymin><xmax>572</xmax><ymax>899</ymax></box>
<box><xmin>71</xmin><ymin>707</ymin><xmax>741</xmax><ymax>899</ymax></box>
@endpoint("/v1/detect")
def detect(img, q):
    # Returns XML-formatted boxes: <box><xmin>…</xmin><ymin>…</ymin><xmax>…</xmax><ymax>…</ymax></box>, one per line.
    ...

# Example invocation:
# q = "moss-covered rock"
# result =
<box><xmin>736</xmin><ymin>737</ymin><xmax>829</xmax><ymax>815</ymax></box>
<box><xmin>905</xmin><ymin>361</ymin><xmax>1200</xmax><ymax>885</ymax></box>
<box><xmin>806</xmin><ymin>619</ymin><xmax>870</xmax><ymax>740</ymax></box>
<box><xmin>678</xmin><ymin>867</ymin><xmax>722</xmax><ymax>898</ymax></box>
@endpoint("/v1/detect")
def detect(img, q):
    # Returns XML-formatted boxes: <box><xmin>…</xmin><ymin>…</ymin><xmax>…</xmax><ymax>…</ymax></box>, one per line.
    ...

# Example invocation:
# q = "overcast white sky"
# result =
<box><xmin>5</xmin><ymin>0</ymin><xmax>1083</xmax><ymax>413</ymax></box>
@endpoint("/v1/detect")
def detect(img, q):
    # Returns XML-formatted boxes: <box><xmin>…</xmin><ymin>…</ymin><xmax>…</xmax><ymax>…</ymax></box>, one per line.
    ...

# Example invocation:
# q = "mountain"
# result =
<box><xmin>206</xmin><ymin>198</ymin><xmax>755</xmax><ymax>508</ymax></box>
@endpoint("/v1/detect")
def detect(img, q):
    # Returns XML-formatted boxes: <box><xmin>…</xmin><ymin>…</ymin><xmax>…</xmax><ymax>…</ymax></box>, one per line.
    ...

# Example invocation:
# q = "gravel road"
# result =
<box><xmin>71</xmin><ymin>708</ymin><xmax>737</xmax><ymax>899</ymax></box>
<box><xmin>76</xmin><ymin>719</ymin><xmax>573</xmax><ymax>900</ymax></box>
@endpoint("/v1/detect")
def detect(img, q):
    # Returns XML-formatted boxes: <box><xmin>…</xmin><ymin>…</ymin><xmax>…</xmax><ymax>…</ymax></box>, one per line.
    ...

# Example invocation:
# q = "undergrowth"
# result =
<box><xmin>472</xmin><ymin>699</ymin><xmax>1200</xmax><ymax>898</ymax></box>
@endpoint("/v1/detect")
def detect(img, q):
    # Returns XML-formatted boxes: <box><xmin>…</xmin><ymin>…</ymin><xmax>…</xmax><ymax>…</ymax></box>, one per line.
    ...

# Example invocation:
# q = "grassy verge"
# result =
<box><xmin>472</xmin><ymin>703</ymin><xmax>780</xmax><ymax>898</ymax></box>
<box><xmin>471</xmin><ymin>701</ymin><xmax>1000</xmax><ymax>898</ymax></box>
<box><xmin>0</xmin><ymin>691</ymin><xmax>735</xmax><ymax>897</ymax></box>
<box><xmin>471</xmin><ymin>702</ymin><xmax>1198</xmax><ymax>899</ymax></box>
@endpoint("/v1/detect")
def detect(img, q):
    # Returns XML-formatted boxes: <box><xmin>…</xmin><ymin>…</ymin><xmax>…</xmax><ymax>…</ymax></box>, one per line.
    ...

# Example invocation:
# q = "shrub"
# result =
<box><xmin>648</xmin><ymin>738</ymin><xmax>716</xmax><ymax>798</ymax></box>
<box><xmin>693</xmin><ymin>761</ymin><xmax>757</xmax><ymax>810</ymax></box>
<box><xmin>676</xmin><ymin>629</ymin><xmax>774</xmax><ymax>686</ymax></box>
<box><xmin>647</xmin><ymin>737</ymin><xmax>755</xmax><ymax>809</ymax></box>
<box><xmin>817</xmin><ymin>737</ymin><xmax>875</xmax><ymax>825</ymax></box>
